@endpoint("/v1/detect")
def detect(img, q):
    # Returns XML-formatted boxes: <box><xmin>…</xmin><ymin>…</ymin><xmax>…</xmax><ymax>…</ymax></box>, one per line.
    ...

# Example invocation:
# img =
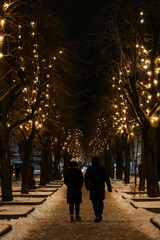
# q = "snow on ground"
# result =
<box><xmin>111</xmin><ymin>178</ymin><xmax>160</xmax><ymax>239</ymax></box>
<box><xmin>0</xmin><ymin>176</ymin><xmax>159</xmax><ymax>240</ymax></box>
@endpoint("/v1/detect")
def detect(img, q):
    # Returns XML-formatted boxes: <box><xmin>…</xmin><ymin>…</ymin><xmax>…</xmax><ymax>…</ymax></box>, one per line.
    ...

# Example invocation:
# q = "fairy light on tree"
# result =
<box><xmin>107</xmin><ymin>2</ymin><xmax>160</xmax><ymax>196</ymax></box>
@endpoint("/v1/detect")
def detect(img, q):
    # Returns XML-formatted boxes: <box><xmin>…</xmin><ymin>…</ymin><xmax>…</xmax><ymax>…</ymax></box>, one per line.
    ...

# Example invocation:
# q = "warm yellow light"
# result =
<box><xmin>143</xmin><ymin>65</ymin><xmax>148</xmax><ymax>69</ymax></box>
<box><xmin>1</xmin><ymin>19</ymin><xmax>5</xmax><ymax>26</ymax></box>
<box><xmin>31</xmin><ymin>22</ymin><xmax>35</xmax><ymax>27</ymax></box>
<box><xmin>140</xmin><ymin>19</ymin><xmax>144</xmax><ymax>23</ymax></box>
<box><xmin>154</xmin><ymin>79</ymin><xmax>158</xmax><ymax>85</ymax></box>
<box><xmin>0</xmin><ymin>53</ymin><xmax>3</xmax><ymax>58</ymax></box>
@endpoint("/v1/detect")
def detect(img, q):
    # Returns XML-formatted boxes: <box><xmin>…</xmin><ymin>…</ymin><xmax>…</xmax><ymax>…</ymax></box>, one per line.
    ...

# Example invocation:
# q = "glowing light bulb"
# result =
<box><xmin>30</xmin><ymin>22</ymin><xmax>35</xmax><ymax>27</ymax></box>
<box><xmin>1</xmin><ymin>19</ymin><xmax>5</xmax><ymax>26</ymax></box>
<box><xmin>154</xmin><ymin>79</ymin><xmax>158</xmax><ymax>85</ymax></box>
<box><xmin>143</xmin><ymin>65</ymin><xmax>148</xmax><ymax>69</ymax></box>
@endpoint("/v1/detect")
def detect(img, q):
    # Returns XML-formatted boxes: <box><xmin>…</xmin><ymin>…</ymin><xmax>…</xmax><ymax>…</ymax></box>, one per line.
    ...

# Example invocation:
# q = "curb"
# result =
<box><xmin>0</xmin><ymin>207</ymin><xmax>35</xmax><ymax>220</ymax></box>
<box><xmin>150</xmin><ymin>218</ymin><xmax>160</xmax><ymax>230</ymax></box>
<box><xmin>0</xmin><ymin>225</ymin><xmax>12</xmax><ymax>238</ymax></box>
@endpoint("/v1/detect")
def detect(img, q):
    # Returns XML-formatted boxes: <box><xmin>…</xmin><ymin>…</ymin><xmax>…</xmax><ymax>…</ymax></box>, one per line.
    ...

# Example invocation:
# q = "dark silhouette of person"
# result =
<box><xmin>85</xmin><ymin>156</ymin><xmax>112</xmax><ymax>222</ymax></box>
<box><xmin>64</xmin><ymin>159</ymin><xmax>83</xmax><ymax>222</ymax></box>
<box><xmin>15</xmin><ymin>163</ymin><xmax>21</xmax><ymax>180</ymax></box>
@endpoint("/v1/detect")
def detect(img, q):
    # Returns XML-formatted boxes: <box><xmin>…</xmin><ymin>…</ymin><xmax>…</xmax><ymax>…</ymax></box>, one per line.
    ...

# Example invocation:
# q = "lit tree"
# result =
<box><xmin>105</xmin><ymin>0</ymin><xmax>160</xmax><ymax>196</ymax></box>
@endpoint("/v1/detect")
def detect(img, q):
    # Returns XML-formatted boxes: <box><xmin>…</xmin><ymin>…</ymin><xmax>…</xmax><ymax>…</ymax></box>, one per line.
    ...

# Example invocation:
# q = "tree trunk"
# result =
<box><xmin>116</xmin><ymin>153</ymin><xmax>123</xmax><ymax>179</ymax></box>
<box><xmin>104</xmin><ymin>145</ymin><xmax>114</xmax><ymax>179</ymax></box>
<box><xmin>40</xmin><ymin>148</ymin><xmax>52</xmax><ymax>185</ymax></box>
<box><xmin>142</xmin><ymin>125</ymin><xmax>160</xmax><ymax>197</ymax></box>
<box><xmin>20</xmin><ymin>139</ymin><xmax>32</xmax><ymax>194</ymax></box>
<box><xmin>139</xmin><ymin>140</ymin><xmax>146</xmax><ymax>191</ymax></box>
<box><xmin>53</xmin><ymin>143</ymin><xmax>61</xmax><ymax>180</ymax></box>
<box><xmin>156</xmin><ymin>123</ymin><xmax>160</xmax><ymax>181</ymax></box>
<box><xmin>122</xmin><ymin>133</ymin><xmax>131</xmax><ymax>184</ymax></box>
<box><xmin>0</xmin><ymin>110</ymin><xmax>13</xmax><ymax>201</ymax></box>
<box><xmin>63</xmin><ymin>150</ymin><xmax>70</xmax><ymax>178</ymax></box>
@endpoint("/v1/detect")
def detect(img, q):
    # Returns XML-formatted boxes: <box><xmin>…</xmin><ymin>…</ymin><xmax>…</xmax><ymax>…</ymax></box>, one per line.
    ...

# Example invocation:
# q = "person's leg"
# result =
<box><xmin>69</xmin><ymin>204</ymin><xmax>75</xmax><ymax>222</ymax></box>
<box><xmin>99</xmin><ymin>200</ymin><xmax>104</xmax><ymax>220</ymax></box>
<box><xmin>69</xmin><ymin>203</ymin><xmax>74</xmax><ymax>215</ymax></box>
<box><xmin>92</xmin><ymin>201</ymin><xmax>99</xmax><ymax>217</ymax></box>
<box><xmin>75</xmin><ymin>203</ymin><xmax>81</xmax><ymax>221</ymax></box>
<box><xmin>92</xmin><ymin>201</ymin><xmax>101</xmax><ymax>222</ymax></box>
<box><xmin>75</xmin><ymin>203</ymin><xmax>80</xmax><ymax>215</ymax></box>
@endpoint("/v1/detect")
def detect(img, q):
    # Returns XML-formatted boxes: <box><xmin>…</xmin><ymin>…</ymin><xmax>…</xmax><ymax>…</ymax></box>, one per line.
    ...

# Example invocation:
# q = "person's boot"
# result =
<box><xmin>76</xmin><ymin>215</ymin><xmax>81</xmax><ymax>221</ymax></box>
<box><xmin>70</xmin><ymin>215</ymin><xmax>75</xmax><ymax>223</ymax></box>
<box><xmin>94</xmin><ymin>217</ymin><xmax>101</xmax><ymax>223</ymax></box>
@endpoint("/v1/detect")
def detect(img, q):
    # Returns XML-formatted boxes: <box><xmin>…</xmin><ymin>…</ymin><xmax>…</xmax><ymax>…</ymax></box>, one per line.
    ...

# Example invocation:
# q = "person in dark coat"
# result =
<box><xmin>85</xmin><ymin>156</ymin><xmax>112</xmax><ymax>222</ymax></box>
<box><xmin>64</xmin><ymin>159</ymin><xmax>83</xmax><ymax>222</ymax></box>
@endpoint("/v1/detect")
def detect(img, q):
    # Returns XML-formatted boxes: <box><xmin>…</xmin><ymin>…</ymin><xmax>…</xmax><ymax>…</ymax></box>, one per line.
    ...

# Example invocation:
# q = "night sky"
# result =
<box><xmin>47</xmin><ymin>0</ymin><xmax>109</xmax><ymax>139</ymax></box>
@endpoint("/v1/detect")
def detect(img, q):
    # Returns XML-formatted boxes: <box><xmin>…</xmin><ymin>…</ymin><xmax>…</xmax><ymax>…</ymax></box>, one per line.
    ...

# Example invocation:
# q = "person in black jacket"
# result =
<box><xmin>85</xmin><ymin>156</ymin><xmax>112</xmax><ymax>222</ymax></box>
<box><xmin>64</xmin><ymin>159</ymin><xmax>83</xmax><ymax>222</ymax></box>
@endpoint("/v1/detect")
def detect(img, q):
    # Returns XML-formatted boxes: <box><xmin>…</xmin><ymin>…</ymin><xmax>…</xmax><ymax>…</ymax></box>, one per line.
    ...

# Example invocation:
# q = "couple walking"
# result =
<box><xmin>64</xmin><ymin>156</ymin><xmax>112</xmax><ymax>223</ymax></box>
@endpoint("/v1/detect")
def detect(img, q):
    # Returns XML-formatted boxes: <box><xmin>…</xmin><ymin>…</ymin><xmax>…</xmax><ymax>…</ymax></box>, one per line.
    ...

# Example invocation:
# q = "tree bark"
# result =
<box><xmin>104</xmin><ymin>144</ymin><xmax>114</xmax><ymax>179</ymax></box>
<box><xmin>139</xmin><ymin>140</ymin><xmax>146</xmax><ymax>191</ymax></box>
<box><xmin>40</xmin><ymin>147</ymin><xmax>52</xmax><ymax>185</ymax></box>
<box><xmin>116</xmin><ymin>153</ymin><xmax>123</xmax><ymax>180</ymax></box>
<box><xmin>53</xmin><ymin>142</ymin><xmax>62</xmax><ymax>180</ymax></box>
<box><xmin>142</xmin><ymin>125</ymin><xmax>160</xmax><ymax>197</ymax></box>
<box><xmin>63</xmin><ymin>150</ymin><xmax>70</xmax><ymax>178</ymax></box>
<box><xmin>0</xmin><ymin>107</ymin><xmax>13</xmax><ymax>201</ymax></box>
<box><xmin>20</xmin><ymin>139</ymin><xmax>32</xmax><ymax>194</ymax></box>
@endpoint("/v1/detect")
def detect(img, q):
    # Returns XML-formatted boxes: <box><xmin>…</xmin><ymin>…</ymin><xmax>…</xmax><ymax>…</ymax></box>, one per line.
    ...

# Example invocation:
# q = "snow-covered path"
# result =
<box><xmin>3</xmin><ymin>183</ymin><xmax>159</xmax><ymax>240</ymax></box>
